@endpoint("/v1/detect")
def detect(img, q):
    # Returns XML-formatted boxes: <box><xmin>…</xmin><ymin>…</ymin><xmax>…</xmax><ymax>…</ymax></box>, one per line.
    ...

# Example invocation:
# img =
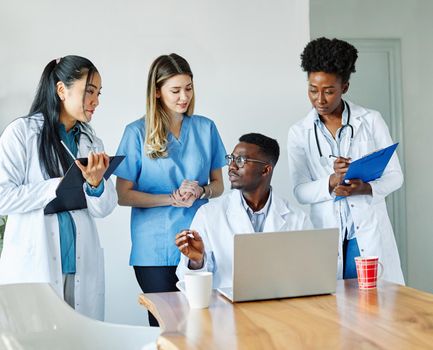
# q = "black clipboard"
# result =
<box><xmin>44</xmin><ymin>155</ymin><xmax>125</xmax><ymax>214</ymax></box>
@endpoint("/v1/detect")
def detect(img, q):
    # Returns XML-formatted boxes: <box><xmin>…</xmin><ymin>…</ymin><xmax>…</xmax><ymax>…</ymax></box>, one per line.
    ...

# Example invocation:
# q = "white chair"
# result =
<box><xmin>0</xmin><ymin>283</ymin><xmax>160</xmax><ymax>350</ymax></box>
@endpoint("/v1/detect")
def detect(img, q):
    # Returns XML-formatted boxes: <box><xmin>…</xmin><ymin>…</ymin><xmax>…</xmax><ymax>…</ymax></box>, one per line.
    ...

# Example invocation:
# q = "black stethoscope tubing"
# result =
<box><xmin>314</xmin><ymin>100</ymin><xmax>354</xmax><ymax>158</ymax></box>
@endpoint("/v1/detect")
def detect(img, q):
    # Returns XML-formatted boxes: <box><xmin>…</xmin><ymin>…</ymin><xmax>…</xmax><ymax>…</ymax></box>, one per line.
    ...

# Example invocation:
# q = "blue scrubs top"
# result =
<box><xmin>114</xmin><ymin>115</ymin><xmax>226</xmax><ymax>266</ymax></box>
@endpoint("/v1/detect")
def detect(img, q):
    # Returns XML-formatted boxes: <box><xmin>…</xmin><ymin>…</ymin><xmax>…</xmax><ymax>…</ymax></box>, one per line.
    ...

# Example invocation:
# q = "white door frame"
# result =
<box><xmin>345</xmin><ymin>38</ymin><xmax>408</xmax><ymax>279</ymax></box>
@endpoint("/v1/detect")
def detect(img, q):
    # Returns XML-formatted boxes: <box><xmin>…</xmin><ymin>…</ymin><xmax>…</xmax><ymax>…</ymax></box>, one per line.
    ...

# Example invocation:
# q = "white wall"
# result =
<box><xmin>310</xmin><ymin>0</ymin><xmax>433</xmax><ymax>293</ymax></box>
<box><xmin>0</xmin><ymin>0</ymin><xmax>310</xmax><ymax>324</ymax></box>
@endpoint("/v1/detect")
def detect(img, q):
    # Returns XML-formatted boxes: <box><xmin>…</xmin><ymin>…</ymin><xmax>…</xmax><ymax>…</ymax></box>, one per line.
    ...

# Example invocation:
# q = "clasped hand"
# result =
<box><xmin>171</xmin><ymin>180</ymin><xmax>203</xmax><ymax>208</ymax></box>
<box><xmin>75</xmin><ymin>151</ymin><xmax>110</xmax><ymax>188</ymax></box>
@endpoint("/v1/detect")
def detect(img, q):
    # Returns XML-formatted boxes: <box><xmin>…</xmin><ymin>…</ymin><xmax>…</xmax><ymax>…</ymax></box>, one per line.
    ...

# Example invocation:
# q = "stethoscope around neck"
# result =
<box><xmin>314</xmin><ymin>100</ymin><xmax>354</xmax><ymax>167</ymax></box>
<box><xmin>75</xmin><ymin>124</ymin><xmax>99</xmax><ymax>153</ymax></box>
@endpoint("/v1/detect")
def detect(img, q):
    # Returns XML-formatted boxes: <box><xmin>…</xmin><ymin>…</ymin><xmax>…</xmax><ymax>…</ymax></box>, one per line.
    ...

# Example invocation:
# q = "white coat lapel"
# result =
<box><xmin>263</xmin><ymin>194</ymin><xmax>290</xmax><ymax>232</ymax></box>
<box><xmin>226</xmin><ymin>191</ymin><xmax>255</xmax><ymax>234</ymax></box>
<box><xmin>77</xmin><ymin>132</ymin><xmax>99</xmax><ymax>158</ymax></box>
<box><xmin>346</xmin><ymin>101</ymin><xmax>367</xmax><ymax>142</ymax></box>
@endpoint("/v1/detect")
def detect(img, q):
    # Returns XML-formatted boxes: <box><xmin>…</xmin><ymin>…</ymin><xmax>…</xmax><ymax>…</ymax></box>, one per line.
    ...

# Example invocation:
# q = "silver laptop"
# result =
<box><xmin>217</xmin><ymin>228</ymin><xmax>339</xmax><ymax>302</ymax></box>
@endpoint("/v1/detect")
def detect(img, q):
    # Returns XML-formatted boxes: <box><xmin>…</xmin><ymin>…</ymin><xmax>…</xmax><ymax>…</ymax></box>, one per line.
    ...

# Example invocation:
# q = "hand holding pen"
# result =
<box><xmin>175</xmin><ymin>229</ymin><xmax>204</xmax><ymax>269</ymax></box>
<box><xmin>328</xmin><ymin>154</ymin><xmax>351</xmax><ymax>193</ymax></box>
<box><xmin>61</xmin><ymin>140</ymin><xmax>110</xmax><ymax>188</ymax></box>
<box><xmin>328</xmin><ymin>155</ymin><xmax>372</xmax><ymax>197</ymax></box>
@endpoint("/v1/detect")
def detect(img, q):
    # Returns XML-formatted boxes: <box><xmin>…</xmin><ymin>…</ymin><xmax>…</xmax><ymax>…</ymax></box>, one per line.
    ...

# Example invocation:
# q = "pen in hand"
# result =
<box><xmin>329</xmin><ymin>155</ymin><xmax>351</xmax><ymax>161</ymax></box>
<box><xmin>60</xmin><ymin>140</ymin><xmax>77</xmax><ymax>161</ymax></box>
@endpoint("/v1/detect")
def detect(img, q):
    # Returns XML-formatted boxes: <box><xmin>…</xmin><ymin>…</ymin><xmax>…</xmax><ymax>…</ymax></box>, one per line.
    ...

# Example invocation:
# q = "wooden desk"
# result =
<box><xmin>139</xmin><ymin>280</ymin><xmax>433</xmax><ymax>349</ymax></box>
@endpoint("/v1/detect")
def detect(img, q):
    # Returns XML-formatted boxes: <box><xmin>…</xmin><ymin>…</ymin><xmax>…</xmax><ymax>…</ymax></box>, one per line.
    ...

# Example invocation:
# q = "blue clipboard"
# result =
<box><xmin>335</xmin><ymin>143</ymin><xmax>398</xmax><ymax>201</ymax></box>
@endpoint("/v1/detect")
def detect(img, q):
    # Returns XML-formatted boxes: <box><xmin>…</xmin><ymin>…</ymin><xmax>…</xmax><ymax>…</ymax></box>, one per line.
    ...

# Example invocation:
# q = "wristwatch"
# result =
<box><xmin>199</xmin><ymin>186</ymin><xmax>206</xmax><ymax>199</ymax></box>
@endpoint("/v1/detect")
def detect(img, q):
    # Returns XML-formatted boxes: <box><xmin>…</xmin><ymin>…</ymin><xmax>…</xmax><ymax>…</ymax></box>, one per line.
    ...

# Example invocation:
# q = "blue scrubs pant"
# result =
<box><xmin>343</xmin><ymin>238</ymin><xmax>361</xmax><ymax>279</ymax></box>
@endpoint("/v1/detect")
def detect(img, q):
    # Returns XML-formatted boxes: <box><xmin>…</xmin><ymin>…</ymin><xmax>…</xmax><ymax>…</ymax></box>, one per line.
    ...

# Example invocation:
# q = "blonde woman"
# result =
<box><xmin>114</xmin><ymin>53</ymin><xmax>226</xmax><ymax>326</ymax></box>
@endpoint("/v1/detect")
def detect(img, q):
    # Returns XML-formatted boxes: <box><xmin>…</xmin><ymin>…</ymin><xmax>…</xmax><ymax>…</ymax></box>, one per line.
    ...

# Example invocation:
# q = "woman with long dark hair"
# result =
<box><xmin>114</xmin><ymin>53</ymin><xmax>226</xmax><ymax>326</ymax></box>
<box><xmin>0</xmin><ymin>55</ymin><xmax>117</xmax><ymax>320</ymax></box>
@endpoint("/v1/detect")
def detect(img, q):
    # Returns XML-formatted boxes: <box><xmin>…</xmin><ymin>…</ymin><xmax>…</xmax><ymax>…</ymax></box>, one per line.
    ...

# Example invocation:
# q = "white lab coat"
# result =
<box><xmin>176</xmin><ymin>190</ymin><xmax>311</xmax><ymax>289</ymax></box>
<box><xmin>0</xmin><ymin>115</ymin><xmax>117</xmax><ymax>320</ymax></box>
<box><xmin>287</xmin><ymin>101</ymin><xmax>404</xmax><ymax>284</ymax></box>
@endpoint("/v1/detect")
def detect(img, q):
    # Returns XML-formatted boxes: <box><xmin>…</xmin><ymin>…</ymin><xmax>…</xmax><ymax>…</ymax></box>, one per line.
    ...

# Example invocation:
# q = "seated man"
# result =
<box><xmin>175</xmin><ymin>133</ymin><xmax>311</xmax><ymax>288</ymax></box>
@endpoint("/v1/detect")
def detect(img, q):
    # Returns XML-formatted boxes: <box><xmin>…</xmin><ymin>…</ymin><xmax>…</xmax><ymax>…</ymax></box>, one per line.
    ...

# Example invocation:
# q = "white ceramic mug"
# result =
<box><xmin>176</xmin><ymin>271</ymin><xmax>213</xmax><ymax>309</ymax></box>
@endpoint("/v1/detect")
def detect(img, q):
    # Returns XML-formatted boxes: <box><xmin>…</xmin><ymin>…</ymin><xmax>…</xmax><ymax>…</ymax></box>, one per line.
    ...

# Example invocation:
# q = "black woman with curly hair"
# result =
<box><xmin>287</xmin><ymin>37</ymin><xmax>404</xmax><ymax>284</ymax></box>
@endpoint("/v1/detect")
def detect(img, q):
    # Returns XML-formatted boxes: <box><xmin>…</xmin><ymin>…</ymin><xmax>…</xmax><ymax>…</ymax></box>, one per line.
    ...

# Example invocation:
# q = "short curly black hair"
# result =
<box><xmin>301</xmin><ymin>37</ymin><xmax>358</xmax><ymax>83</ymax></box>
<box><xmin>239</xmin><ymin>133</ymin><xmax>280</xmax><ymax>166</ymax></box>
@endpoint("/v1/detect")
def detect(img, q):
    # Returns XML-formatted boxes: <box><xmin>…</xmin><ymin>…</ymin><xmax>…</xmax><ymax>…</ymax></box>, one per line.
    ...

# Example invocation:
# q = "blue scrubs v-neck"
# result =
<box><xmin>114</xmin><ymin>115</ymin><xmax>226</xmax><ymax>267</ymax></box>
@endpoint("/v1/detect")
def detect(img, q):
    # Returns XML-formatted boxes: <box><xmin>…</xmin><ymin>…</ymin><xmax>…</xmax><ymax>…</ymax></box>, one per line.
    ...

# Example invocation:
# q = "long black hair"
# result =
<box><xmin>29</xmin><ymin>55</ymin><xmax>98</xmax><ymax>178</ymax></box>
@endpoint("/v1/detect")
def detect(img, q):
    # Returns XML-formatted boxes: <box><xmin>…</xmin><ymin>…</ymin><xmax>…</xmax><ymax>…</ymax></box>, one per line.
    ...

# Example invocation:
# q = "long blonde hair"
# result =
<box><xmin>145</xmin><ymin>53</ymin><xmax>195</xmax><ymax>159</ymax></box>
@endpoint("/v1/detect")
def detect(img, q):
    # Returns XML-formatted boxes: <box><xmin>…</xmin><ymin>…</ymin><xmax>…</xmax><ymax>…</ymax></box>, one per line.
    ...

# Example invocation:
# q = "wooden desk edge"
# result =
<box><xmin>138</xmin><ymin>282</ymin><xmax>433</xmax><ymax>350</ymax></box>
<box><xmin>139</xmin><ymin>294</ymin><xmax>183</xmax><ymax>350</ymax></box>
<box><xmin>138</xmin><ymin>294</ymin><xmax>165</xmax><ymax>328</ymax></box>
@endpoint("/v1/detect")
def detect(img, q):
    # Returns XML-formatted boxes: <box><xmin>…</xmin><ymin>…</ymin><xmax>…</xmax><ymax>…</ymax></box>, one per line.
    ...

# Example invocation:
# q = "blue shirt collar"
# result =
<box><xmin>240</xmin><ymin>188</ymin><xmax>272</xmax><ymax>216</ymax></box>
<box><xmin>58</xmin><ymin>123</ymin><xmax>81</xmax><ymax>139</ymax></box>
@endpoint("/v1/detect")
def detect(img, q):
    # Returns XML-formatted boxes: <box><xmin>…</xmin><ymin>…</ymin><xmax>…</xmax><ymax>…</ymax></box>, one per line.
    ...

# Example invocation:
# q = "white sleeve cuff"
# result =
<box><xmin>186</xmin><ymin>253</ymin><xmax>208</xmax><ymax>272</ymax></box>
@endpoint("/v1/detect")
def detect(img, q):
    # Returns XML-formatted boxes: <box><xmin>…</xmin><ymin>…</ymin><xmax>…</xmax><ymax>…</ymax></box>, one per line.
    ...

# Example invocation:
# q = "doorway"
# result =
<box><xmin>344</xmin><ymin>39</ymin><xmax>407</xmax><ymax>279</ymax></box>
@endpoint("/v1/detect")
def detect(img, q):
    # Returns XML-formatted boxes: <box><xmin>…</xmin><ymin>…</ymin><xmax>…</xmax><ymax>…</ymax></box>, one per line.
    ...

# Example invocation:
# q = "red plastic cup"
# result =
<box><xmin>355</xmin><ymin>256</ymin><xmax>383</xmax><ymax>289</ymax></box>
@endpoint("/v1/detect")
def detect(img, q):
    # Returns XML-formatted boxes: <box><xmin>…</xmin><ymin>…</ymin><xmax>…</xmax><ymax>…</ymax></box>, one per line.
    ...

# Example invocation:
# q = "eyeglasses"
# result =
<box><xmin>225</xmin><ymin>154</ymin><xmax>269</xmax><ymax>168</ymax></box>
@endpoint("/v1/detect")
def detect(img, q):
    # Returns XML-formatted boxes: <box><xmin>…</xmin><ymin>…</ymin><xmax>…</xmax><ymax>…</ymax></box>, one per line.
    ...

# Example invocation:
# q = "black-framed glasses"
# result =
<box><xmin>225</xmin><ymin>154</ymin><xmax>269</xmax><ymax>168</ymax></box>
